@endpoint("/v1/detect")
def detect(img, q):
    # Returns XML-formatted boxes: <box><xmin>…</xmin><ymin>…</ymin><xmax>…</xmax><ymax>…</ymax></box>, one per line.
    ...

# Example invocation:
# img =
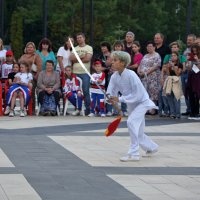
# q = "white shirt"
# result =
<box><xmin>56</xmin><ymin>47</ymin><xmax>71</xmax><ymax>71</ymax></box>
<box><xmin>1</xmin><ymin>63</ymin><xmax>13</xmax><ymax>78</ymax></box>
<box><xmin>15</xmin><ymin>72</ymin><xmax>33</xmax><ymax>84</ymax></box>
<box><xmin>107</xmin><ymin>68</ymin><xmax>156</xmax><ymax>110</ymax></box>
<box><xmin>0</xmin><ymin>50</ymin><xmax>7</xmax><ymax>66</ymax></box>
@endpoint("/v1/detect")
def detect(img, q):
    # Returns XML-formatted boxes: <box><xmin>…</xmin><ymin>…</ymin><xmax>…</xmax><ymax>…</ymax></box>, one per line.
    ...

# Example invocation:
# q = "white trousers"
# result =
<box><xmin>127</xmin><ymin>103</ymin><xmax>158</xmax><ymax>157</ymax></box>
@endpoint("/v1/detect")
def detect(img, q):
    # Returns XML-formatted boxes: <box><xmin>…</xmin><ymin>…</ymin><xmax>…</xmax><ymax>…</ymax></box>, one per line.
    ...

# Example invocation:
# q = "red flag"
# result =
<box><xmin>105</xmin><ymin>116</ymin><xmax>122</xmax><ymax>137</ymax></box>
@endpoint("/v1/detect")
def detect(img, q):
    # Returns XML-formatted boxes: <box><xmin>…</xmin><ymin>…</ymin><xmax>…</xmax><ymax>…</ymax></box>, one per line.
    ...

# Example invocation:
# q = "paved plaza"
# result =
<box><xmin>0</xmin><ymin>114</ymin><xmax>199</xmax><ymax>200</ymax></box>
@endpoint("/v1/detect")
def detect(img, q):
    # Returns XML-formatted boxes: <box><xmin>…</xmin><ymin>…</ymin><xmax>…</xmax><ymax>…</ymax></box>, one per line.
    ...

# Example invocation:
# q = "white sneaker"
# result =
<box><xmin>106</xmin><ymin>112</ymin><xmax>112</xmax><ymax>117</ymax></box>
<box><xmin>4</xmin><ymin>106</ymin><xmax>10</xmax><ymax>115</ymax></box>
<box><xmin>9</xmin><ymin>111</ymin><xmax>14</xmax><ymax>117</ymax></box>
<box><xmin>88</xmin><ymin>113</ymin><xmax>95</xmax><ymax>117</ymax></box>
<box><xmin>101</xmin><ymin>113</ymin><xmax>106</xmax><ymax>117</ymax></box>
<box><xmin>72</xmin><ymin>110</ymin><xmax>80</xmax><ymax>116</ymax></box>
<box><xmin>20</xmin><ymin>110</ymin><xmax>25</xmax><ymax>117</ymax></box>
<box><xmin>143</xmin><ymin>149</ymin><xmax>158</xmax><ymax>157</ymax></box>
<box><xmin>24</xmin><ymin>108</ymin><xmax>27</xmax><ymax>116</ymax></box>
<box><xmin>120</xmin><ymin>155</ymin><xmax>140</xmax><ymax>162</ymax></box>
<box><xmin>123</xmin><ymin>112</ymin><xmax>128</xmax><ymax>117</ymax></box>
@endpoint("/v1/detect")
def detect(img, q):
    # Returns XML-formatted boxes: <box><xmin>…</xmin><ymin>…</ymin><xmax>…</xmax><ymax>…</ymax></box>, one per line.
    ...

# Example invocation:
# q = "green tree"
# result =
<box><xmin>10</xmin><ymin>7</ymin><xmax>24</xmax><ymax>59</ymax></box>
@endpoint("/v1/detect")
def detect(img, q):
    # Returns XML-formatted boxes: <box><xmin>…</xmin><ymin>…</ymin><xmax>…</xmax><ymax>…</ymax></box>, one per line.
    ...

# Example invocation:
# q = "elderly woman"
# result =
<box><xmin>37</xmin><ymin>60</ymin><xmax>61</xmax><ymax>116</ymax></box>
<box><xmin>36</xmin><ymin>38</ymin><xmax>57</xmax><ymax>70</ymax></box>
<box><xmin>107</xmin><ymin>51</ymin><xmax>158</xmax><ymax>162</ymax></box>
<box><xmin>19</xmin><ymin>42</ymin><xmax>42</xmax><ymax>114</ymax></box>
<box><xmin>138</xmin><ymin>41</ymin><xmax>161</xmax><ymax>115</ymax></box>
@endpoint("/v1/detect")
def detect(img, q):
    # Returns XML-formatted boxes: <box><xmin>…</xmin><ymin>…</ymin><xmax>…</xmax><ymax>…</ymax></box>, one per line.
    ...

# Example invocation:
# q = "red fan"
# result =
<box><xmin>105</xmin><ymin>116</ymin><xmax>122</xmax><ymax>137</ymax></box>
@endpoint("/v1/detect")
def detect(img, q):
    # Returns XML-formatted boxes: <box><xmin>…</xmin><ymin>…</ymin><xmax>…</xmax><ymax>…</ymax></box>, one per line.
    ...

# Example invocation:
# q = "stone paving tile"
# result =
<box><xmin>0</xmin><ymin>149</ymin><xmax>14</xmax><ymax>168</ymax></box>
<box><xmin>49</xmin><ymin>136</ymin><xmax>200</xmax><ymax>167</ymax></box>
<box><xmin>109</xmin><ymin>175</ymin><xmax>200</xmax><ymax>200</ymax></box>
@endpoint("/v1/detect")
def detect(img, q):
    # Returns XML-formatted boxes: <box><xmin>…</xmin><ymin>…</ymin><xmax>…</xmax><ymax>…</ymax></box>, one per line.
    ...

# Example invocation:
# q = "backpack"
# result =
<box><xmin>41</xmin><ymin>93</ymin><xmax>57</xmax><ymax>112</ymax></box>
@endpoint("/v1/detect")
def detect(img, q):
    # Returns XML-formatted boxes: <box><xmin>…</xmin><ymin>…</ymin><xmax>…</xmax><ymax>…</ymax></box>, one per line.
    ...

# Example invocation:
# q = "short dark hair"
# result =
<box><xmin>38</xmin><ymin>38</ymin><xmax>52</xmax><ymax>52</ymax></box>
<box><xmin>45</xmin><ymin>60</ymin><xmax>54</xmax><ymax>66</ymax></box>
<box><xmin>76</xmin><ymin>32</ymin><xmax>85</xmax><ymax>38</ymax></box>
<box><xmin>146</xmin><ymin>41</ymin><xmax>156</xmax><ymax>47</ymax></box>
<box><xmin>100</xmin><ymin>41</ymin><xmax>111</xmax><ymax>52</ymax></box>
<box><xmin>113</xmin><ymin>40</ymin><xmax>124</xmax><ymax>50</ymax></box>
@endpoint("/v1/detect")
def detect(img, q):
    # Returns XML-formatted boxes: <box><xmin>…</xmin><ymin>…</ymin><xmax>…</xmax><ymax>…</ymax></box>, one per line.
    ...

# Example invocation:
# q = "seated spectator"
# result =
<box><xmin>163</xmin><ymin>52</ymin><xmax>183</xmax><ymax>119</ymax></box>
<box><xmin>62</xmin><ymin>66</ymin><xmax>83</xmax><ymax>116</ymax></box>
<box><xmin>88</xmin><ymin>61</ymin><xmax>106</xmax><ymax>117</ymax></box>
<box><xmin>4</xmin><ymin>63</ymin><xmax>20</xmax><ymax>115</ymax></box>
<box><xmin>7</xmin><ymin>61</ymin><xmax>33</xmax><ymax>117</ymax></box>
<box><xmin>37</xmin><ymin>60</ymin><xmax>61</xmax><ymax>116</ymax></box>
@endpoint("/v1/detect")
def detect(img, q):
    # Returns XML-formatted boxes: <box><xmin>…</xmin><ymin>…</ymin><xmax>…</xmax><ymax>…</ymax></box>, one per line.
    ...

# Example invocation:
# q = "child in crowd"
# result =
<box><xmin>62</xmin><ymin>66</ymin><xmax>83</xmax><ymax>116</ymax></box>
<box><xmin>128</xmin><ymin>41</ymin><xmax>143</xmax><ymax>74</ymax></box>
<box><xmin>1</xmin><ymin>50</ymin><xmax>14</xmax><ymax>79</ymax></box>
<box><xmin>7</xmin><ymin>61</ymin><xmax>33</xmax><ymax>117</ymax></box>
<box><xmin>88</xmin><ymin>60</ymin><xmax>106</xmax><ymax>117</ymax></box>
<box><xmin>106</xmin><ymin>41</ymin><xmax>128</xmax><ymax>117</ymax></box>
<box><xmin>107</xmin><ymin>51</ymin><xmax>158</xmax><ymax>162</ymax></box>
<box><xmin>163</xmin><ymin>52</ymin><xmax>183</xmax><ymax>119</ymax></box>
<box><xmin>4</xmin><ymin>63</ymin><xmax>20</xmax><ymax>115</ymax></box>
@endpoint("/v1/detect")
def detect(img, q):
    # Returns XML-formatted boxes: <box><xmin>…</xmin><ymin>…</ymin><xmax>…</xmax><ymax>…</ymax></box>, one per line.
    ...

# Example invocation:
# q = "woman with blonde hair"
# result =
<box><xmin>19</xmin><ymin>42</ymin><xmax>42</xmax><ymax>114</ymax></box>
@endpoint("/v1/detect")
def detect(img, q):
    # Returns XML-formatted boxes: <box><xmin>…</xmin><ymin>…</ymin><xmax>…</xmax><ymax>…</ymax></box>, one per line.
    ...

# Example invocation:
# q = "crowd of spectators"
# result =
<box><xmin>0</xmin><ymin>31</ymin><xmax>199</xmax><ymax>120</ymax></box>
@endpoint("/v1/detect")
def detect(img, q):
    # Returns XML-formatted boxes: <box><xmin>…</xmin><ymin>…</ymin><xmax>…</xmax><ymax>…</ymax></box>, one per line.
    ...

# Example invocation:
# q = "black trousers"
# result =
<box><xmin>189</xmin><ymin>91</ymin><xmax>199</xmax><ymax>116</ymax></box>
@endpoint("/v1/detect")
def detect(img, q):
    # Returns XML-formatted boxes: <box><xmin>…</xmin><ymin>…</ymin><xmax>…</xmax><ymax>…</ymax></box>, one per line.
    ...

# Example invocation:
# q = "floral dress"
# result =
<box><xmin>139</xmin><ymin>52</ymin><xmax>161</xmax><ymax>101</ymax></box>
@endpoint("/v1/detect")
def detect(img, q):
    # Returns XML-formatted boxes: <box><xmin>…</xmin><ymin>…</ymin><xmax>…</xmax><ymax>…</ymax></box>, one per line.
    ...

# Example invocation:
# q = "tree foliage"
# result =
<box><xmin>3</xmin><ymin>0</ymin><xmax>200</xmax><ymax>55</ymax></box>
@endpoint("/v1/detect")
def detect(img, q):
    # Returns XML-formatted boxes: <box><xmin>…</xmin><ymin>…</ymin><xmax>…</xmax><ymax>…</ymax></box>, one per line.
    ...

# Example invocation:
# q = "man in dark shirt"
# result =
<box><xmin>154</xmin><ymin>33</ymin><xmax>171</xmax><ymax>68</ymax></box>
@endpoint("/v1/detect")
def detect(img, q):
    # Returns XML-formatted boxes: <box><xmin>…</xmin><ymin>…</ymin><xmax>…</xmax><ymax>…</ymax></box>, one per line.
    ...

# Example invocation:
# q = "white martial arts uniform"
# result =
<box><xmin>107</xmin><ymin>68</ymin><xmax>158</xmax><ymax>157</ymax></box>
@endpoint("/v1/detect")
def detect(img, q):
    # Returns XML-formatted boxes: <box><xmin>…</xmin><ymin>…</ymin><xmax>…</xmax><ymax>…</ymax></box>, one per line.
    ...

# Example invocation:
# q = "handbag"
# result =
<box><xmin>31</xmin><ymin>55</ymin><xmax>37</xmax><ymax>72</ymax></box>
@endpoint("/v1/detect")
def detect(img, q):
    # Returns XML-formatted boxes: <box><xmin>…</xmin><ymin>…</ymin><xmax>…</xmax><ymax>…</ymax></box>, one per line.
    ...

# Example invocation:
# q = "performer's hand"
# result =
<box><xmin>109</xmin><ymin>96</ymin><xmax>119</xmax><ymax>104</ymax></box>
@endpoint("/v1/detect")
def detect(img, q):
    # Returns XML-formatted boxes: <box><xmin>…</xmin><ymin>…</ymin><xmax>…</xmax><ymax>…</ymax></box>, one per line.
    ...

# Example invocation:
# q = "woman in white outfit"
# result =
<box><xmin>107</xmin><ymin>51</ymin><xmax>159</xmax><ymax>161</ymax></box>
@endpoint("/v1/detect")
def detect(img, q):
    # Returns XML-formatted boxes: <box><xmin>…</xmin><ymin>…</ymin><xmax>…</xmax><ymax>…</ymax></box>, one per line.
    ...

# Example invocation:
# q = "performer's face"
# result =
<box><xmin>111</xmin><ymin>56</ymin><xmax>124</xmax><ymax>72</ymax></box>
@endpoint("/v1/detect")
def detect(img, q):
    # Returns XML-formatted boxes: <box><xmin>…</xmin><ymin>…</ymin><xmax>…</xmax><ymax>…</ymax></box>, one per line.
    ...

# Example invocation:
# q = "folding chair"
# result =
<box><xmin>63</xmin><ymin>77</ymin><xmax>85</xmax><ymax>116</ymax></box>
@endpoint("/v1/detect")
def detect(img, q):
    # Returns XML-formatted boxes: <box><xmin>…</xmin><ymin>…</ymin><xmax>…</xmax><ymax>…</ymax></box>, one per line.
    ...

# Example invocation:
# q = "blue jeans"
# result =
<box><xmin>167</xmin><ymin>92</ymin><xmax>181</xmax><ymax>117</ymax></box>
<box><xmin>158</xmin><ymin>89</ymin><xmax>169</xmax><ymax>115</ymax></box>
<box><xmin>75</xmin><ymin>74</ymin><xmax>91</xmax><ymax>113</ymax></box>
<box><xmin>121</xmin><ymin>102</ymin><xmax>127</xmax><ymax>113</ymax></box>
<box><xmin>181</xmin><ymin>72</ymin><xmax>191</xmax><ymax>113</ymax></box>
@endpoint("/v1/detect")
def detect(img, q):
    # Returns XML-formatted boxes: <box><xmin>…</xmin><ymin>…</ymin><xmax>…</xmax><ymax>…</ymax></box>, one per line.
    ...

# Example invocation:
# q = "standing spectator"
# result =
<box><xmin>187</xmin><ymin>44</ymin><xmax>200</xmax><ymax>120</ymax></box>
<box><xmin>36</xmin><ymin>38</ymin><xmax>57</xmax><ymax>70</ymax></box>
<box><xmin>182</xmin><ymin>34</ymin><xmax>196</xmax><ymax>116</ymax></box>
<box><xmin>105</xmin><ymin>41</ymin><xmax>123</xmax><ymax>116</ymax></box>
<box><xmin>163</xmin><ymin>52</ymin><xmax>183</xmax><ymax>119</ymax></box>
<box><xmin>19</xmin><ymin>42</ymin><xmax>42</xmax><ymax>114</ymax></box>
<box><xmin>154</xmin><ymin>33</ymin><xmax>171</xmax><ymax>68</ymax></box>
<box><xmin>70</xmin><ymin>33</ymin><xmax>93</xmax><ymax>115</ymax></box>
<box><xmin>0</xmin><ymin>38</ymin><xmax>7</xmax><ymax>73</ymax></box>
<box><xmin>1</xmin><ymin>50</ymin><xmax>14</xmax><ymax>79</ymax></box>
<box><xmin>128</xmin><ymin>41</ymin><xmax>143</xmax><ymax>74</ymax></box>
<box><xmin>88</xmin><ymin>61</ymin><xmax>106</xmax><ymax>117</ymax></box>
<box><xmin>138</xmin><ymin>41</ymin><xmax>161</xmax><ymax>115</ymax></box>
<box><xmin>98</xmin><ymin>42</ymin><xmax>112</xmax><ymax>72</ymax></box>
<box><xmin>195</xmin><ymin>37</ymin><xmax>200</xmax><ymax>46</ymax></box>
<box><xmin>124</xmin><ymin>31</ymin><xmax>135</xmax><ymax>56</ymax></box>
<box><xmin>56</xmin><ymin>36</ymin><xmax>74</xmax><ymax>74</ymax></box>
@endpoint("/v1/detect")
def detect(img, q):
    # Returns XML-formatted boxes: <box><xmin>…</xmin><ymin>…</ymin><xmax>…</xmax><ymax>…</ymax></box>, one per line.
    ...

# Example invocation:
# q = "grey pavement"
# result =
<box><xmin>0</xmin><ymin>113</ymin><xmax>199</xmax><ymax>200</ymax></box>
